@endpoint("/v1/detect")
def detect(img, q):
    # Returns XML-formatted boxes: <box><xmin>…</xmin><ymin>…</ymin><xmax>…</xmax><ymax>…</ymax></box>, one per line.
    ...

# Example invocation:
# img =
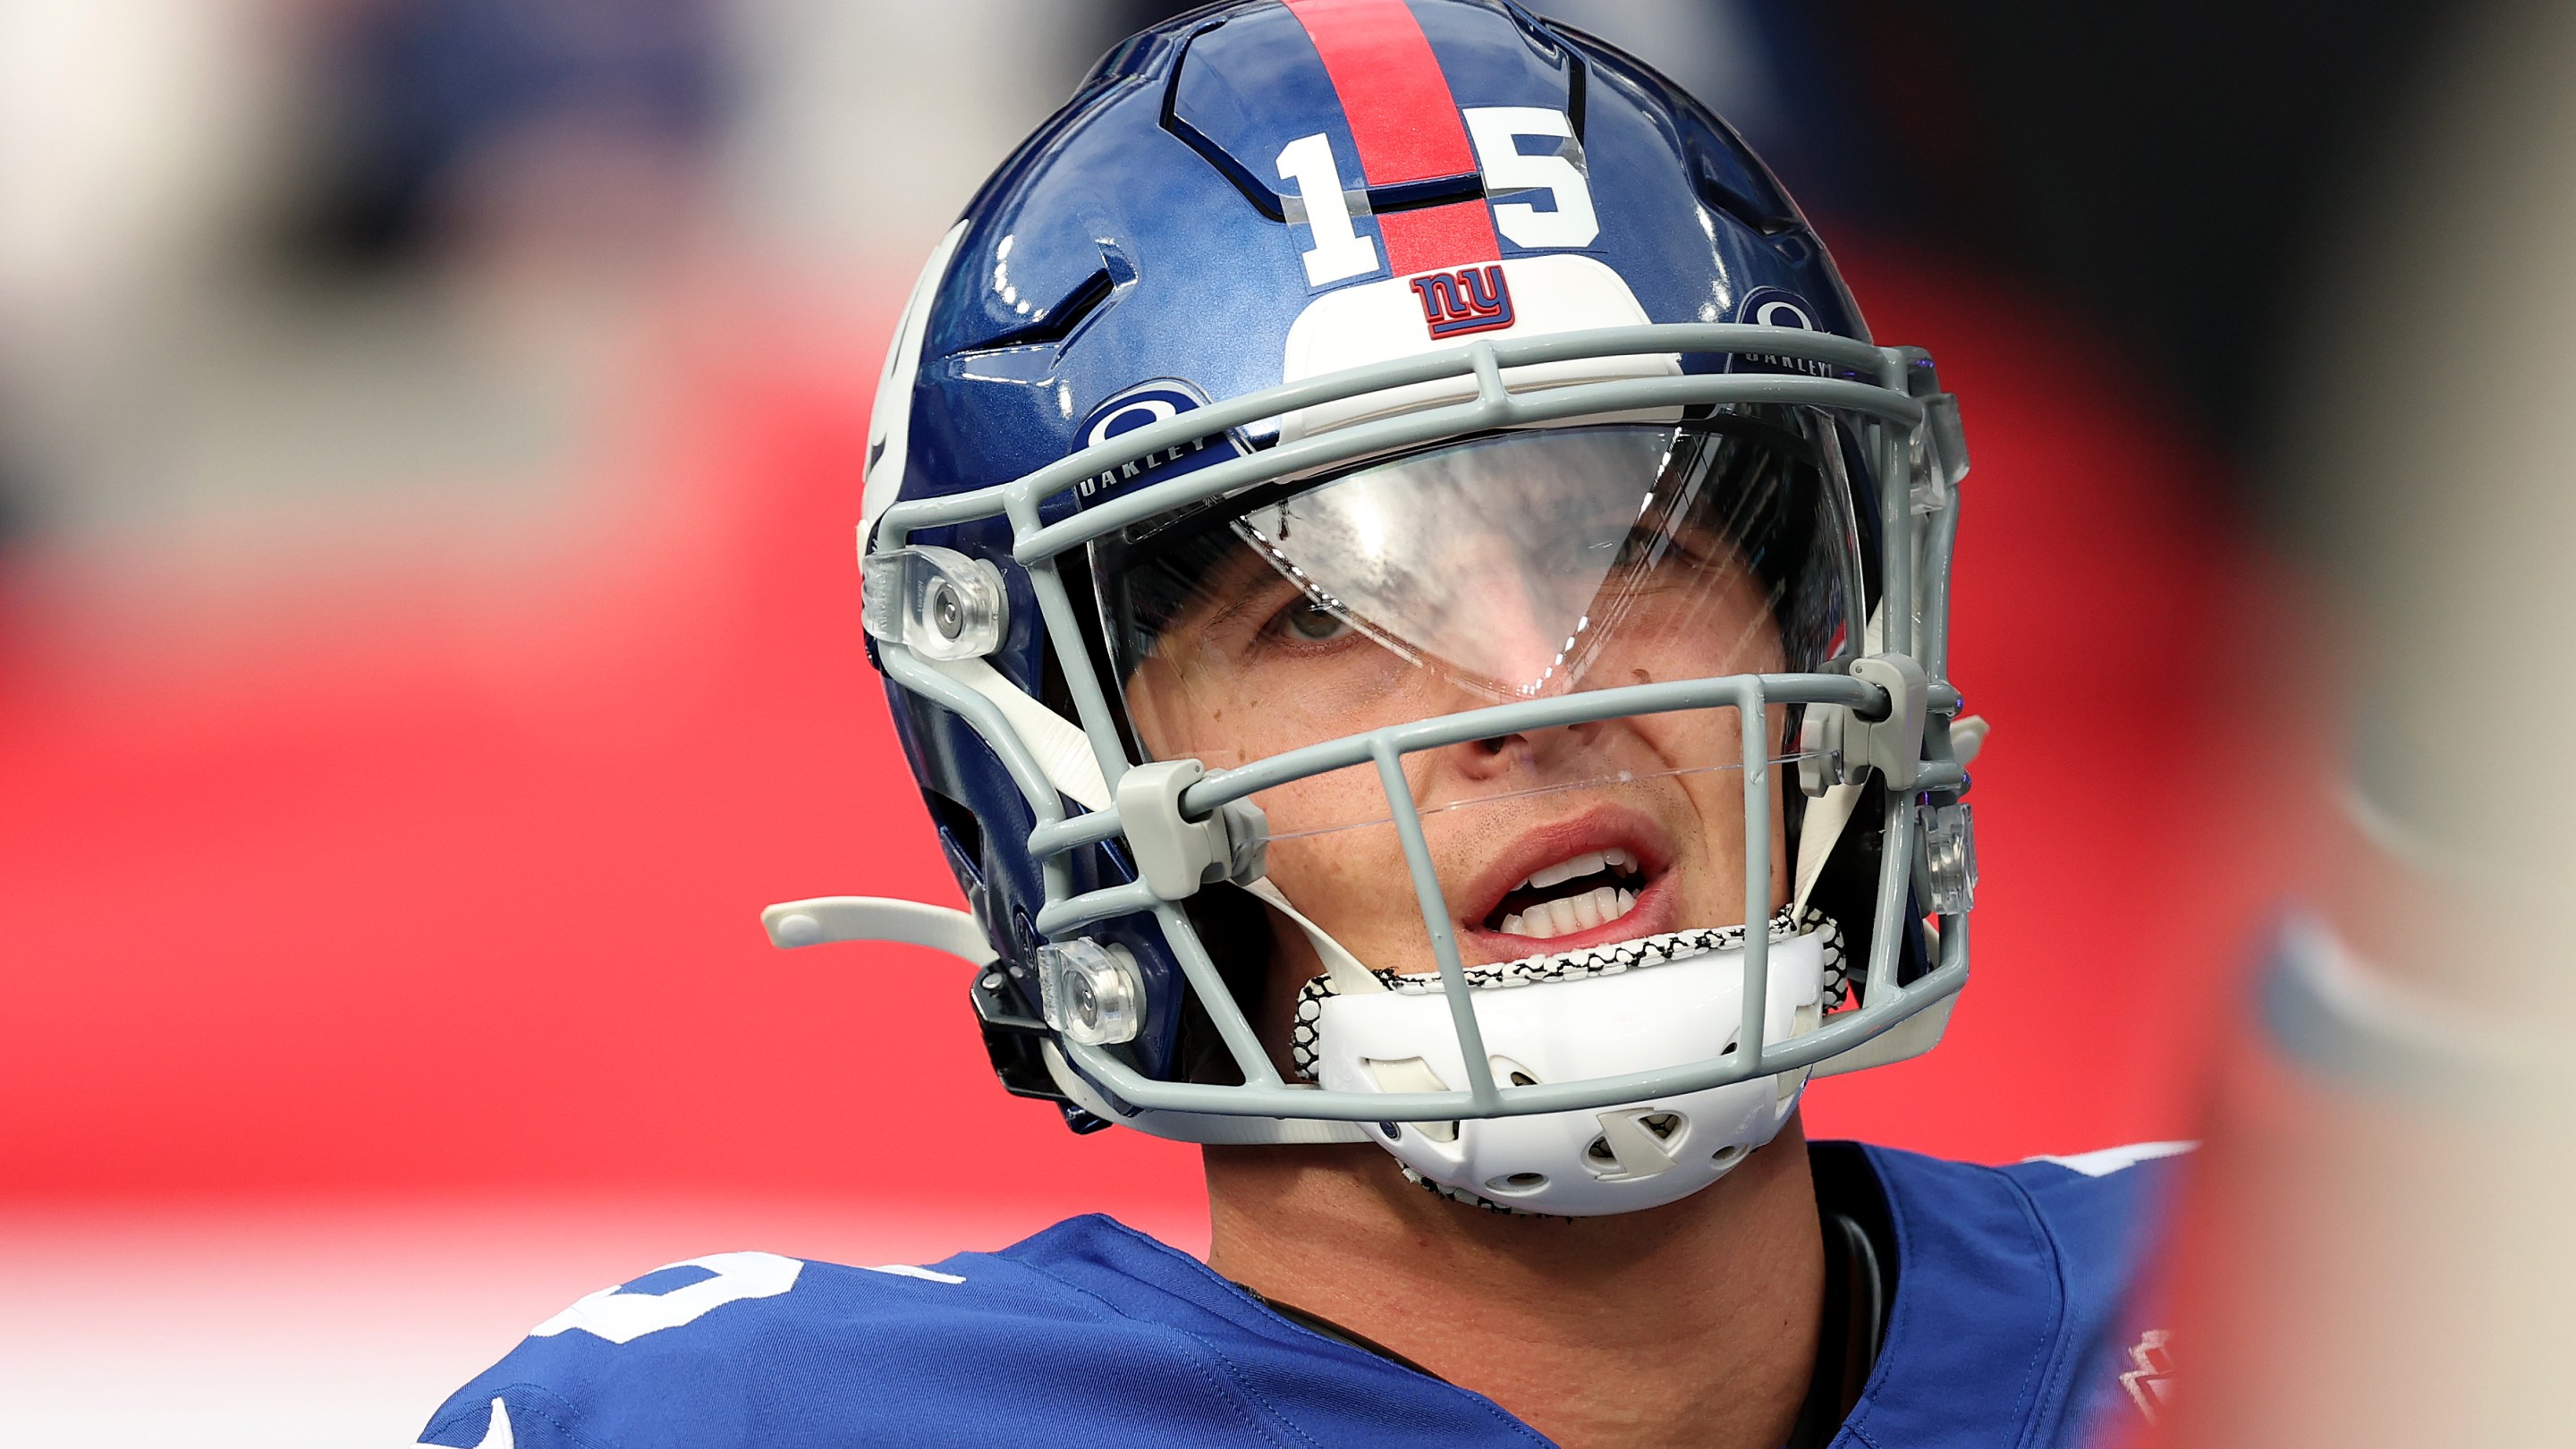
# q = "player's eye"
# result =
<box><xmin>1606</xmin><ymin>527</ymin><xmax>1663</xmax><ymax>572</ymax></box>
<box><xmin>1271</xmin><ymin>597</ymin><xmax>1352</xmax><ymax>643</ymax></box>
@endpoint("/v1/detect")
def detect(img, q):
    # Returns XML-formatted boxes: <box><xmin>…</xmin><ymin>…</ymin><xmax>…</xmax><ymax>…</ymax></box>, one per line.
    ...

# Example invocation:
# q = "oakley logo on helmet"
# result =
<box><xmin>1072</xmin><ymin>383</ymin><xmax>1240</xmax><ymax>501</ymax></box>
<box><xmin>1730</xmin><ymin>286</ymin><xmax>1837</xmax><ymax>379</ymax></box>
<box><xmin>1411</xmin><ymin>264</ymin><xmax>1515</xmax><ymax>338</ymax></box>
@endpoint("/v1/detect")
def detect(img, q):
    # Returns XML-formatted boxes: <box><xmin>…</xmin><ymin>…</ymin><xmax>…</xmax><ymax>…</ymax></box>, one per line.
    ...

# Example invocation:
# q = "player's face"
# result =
<box><xmin>1114</xmin><ymin>425</ymin><xmax>1810</xmax><ymax>1020</ymax></box>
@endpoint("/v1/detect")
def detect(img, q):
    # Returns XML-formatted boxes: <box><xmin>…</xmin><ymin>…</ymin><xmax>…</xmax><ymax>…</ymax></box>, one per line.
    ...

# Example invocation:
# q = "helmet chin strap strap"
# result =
<box><xmin>1241</xmin><ymin>877</ymin><xmax>1386</xmax><ymax>996</ymax></box>
<box><xmin>930</xmin><ymin>657</ymin><xmax>1112</xmax><ymax>813</ymax></box>
<box><xmin>1794</xmin><ymin>606</ymin><xmax>1885</xmax><ymax>917</ymax></box>
<box><xmin>1794</xmin><ymin>781</ymin><xmax>1866</xmax><ymax>919</ymax></box>
<box><xmin>924</xmin><ymin>653</ymin><xmax>1384</xmax><ymax>999</ymax></box>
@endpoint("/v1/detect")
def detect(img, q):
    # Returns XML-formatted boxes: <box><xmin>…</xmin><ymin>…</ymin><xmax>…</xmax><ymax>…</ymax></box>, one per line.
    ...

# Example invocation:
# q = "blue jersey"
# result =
<box><xmin>420</xmin><ymin>1142</ymin><xmax>2185</xmax><ymax>1448</ymax></box>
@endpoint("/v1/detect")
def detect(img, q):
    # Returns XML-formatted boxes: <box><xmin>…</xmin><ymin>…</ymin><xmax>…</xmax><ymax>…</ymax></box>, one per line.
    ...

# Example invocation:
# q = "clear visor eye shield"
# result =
<box><xmin>768</xmin><ymin>326</ymin><xmax>1979</xmax><ymax>1214</ymax></box>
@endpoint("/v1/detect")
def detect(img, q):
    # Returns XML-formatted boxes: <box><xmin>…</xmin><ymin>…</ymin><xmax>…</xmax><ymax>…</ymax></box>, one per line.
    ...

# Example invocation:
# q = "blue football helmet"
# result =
<box><xmin>766</xmin><ymin>0</ymin><xmax>1979</xmax><ymax>1216</ymax></box>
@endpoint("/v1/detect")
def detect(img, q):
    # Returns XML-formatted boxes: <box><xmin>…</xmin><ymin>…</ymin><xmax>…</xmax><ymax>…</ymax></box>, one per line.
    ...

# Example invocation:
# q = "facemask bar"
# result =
<box><xmin>870</xmin><ymin>323</ymin><xmax>1970</xmax><ymax>1133</ymax></box>
<box><xmin>1262</xmin><ymin>755</ymin><xmax>1819</xmax><ymax>843</ymax></box>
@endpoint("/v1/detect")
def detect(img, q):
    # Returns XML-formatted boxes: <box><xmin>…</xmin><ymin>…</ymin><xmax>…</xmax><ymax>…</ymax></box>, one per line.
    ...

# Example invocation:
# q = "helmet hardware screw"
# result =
<box><xmin>928</xmin><ymin>580</ymin><xmax>965</xmax><ymax>640</ymax></box>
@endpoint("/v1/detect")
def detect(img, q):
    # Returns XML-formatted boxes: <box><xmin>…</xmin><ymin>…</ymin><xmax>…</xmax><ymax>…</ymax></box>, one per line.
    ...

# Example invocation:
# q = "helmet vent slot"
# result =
<box><xmin>956</xmin><ymin>267</ymin><xmax>1115</xmax><ymax>352</ymax></box>
<box><xmin>1584</xmin><ymin>1108</ymin><xmax>1694</xmax><ymax>1180</ymax></box>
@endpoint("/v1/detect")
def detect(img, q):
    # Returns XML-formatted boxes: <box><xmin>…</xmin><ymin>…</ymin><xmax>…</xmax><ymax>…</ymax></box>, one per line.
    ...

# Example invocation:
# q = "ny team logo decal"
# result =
<box><xmin>1411</xmin><ymin>264</ymin><xmax>1515</xmax><ymax>338</ymax></box>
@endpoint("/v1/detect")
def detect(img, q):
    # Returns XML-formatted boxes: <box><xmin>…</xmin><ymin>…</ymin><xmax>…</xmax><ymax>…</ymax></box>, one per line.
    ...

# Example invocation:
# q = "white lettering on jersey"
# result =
<box><xmin>867</xmin><ymin>1262</ymin><xmax>967</xmax><ymax>1284</ymax></box>
<box><xmin>530</xmin><ymin>1250</ymin><xmax>803</xmax><ymax>1345</ymax></box>
<box><xmin>2024</xmin><ymin>1140</ymin><xmax>2199</xmax><ymax>1177</ymax></box>
<box><xmin>1462</xmin><ymin>106</ymin><xmax>1597</xmax><ymax>249</ymax></box>
<box><xmin>445</xmin><ymin>1397</ymin><xmax>513</xmax><ymax>1449</ymax></box>
<box><xmin>1276</xmin><ymin>132</ymin><xmax>1379</xmax><ymax>286</ymax></box>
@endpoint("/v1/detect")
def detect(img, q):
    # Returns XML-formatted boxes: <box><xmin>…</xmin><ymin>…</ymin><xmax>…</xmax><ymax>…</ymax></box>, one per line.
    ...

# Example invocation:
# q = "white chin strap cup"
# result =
<box><xmin>1312</xmin><ymin>930</ymin><xmax>1826</xmax><ymax>1216</ymax></box>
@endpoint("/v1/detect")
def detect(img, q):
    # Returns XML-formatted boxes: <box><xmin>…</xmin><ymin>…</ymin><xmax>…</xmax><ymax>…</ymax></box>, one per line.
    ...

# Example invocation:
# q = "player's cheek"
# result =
<box><xmin>1264</xmin><ymin>817</ymin><xmax>1414</xmax><ymax>951</ymax></box>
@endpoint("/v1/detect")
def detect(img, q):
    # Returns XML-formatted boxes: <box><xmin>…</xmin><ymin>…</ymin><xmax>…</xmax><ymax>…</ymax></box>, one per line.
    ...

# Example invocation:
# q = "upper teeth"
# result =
<box><xmin>1515</xmin><ymin>847</ymin><xmax>1636</xmax><ymax>894</ymax></box>
<box><xmin>1496</xmin><ymin>848</ymin><xmax>1642</xmax><ymax>940</ymax></box>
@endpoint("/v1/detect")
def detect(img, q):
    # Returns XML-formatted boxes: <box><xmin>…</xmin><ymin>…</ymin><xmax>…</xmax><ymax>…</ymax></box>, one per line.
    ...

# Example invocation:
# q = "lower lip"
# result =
<box><xmin>1463</xmin><ymin>869</ymin><xmax>1682</xmax><ymax>960</ymax></box>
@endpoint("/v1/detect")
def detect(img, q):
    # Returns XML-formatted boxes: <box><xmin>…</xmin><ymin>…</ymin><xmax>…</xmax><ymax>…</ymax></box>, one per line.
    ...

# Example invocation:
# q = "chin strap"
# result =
<box><xmin>1793</xmin><ymin>780</ymin><xmax>1865</xmax><ymax>919</ymax></box>
<box><xmin>1241</xmin><ymin>877</ymin><xmax>1385</xmax><ymax>995</ymax></box>
<box><xmin>929</xmin><ymin>656</ymin><xmax>1112</xmax><ymax>812</ymax></box>
<box><xmin>760</xmin><ymin>896</ymin><xmax>993</xmax><ymax>961</ymax></box>
<box><xmin>1795</xmin><ymin>608</ymin><xmax>1883</xmax><ymax>917</ymax></box>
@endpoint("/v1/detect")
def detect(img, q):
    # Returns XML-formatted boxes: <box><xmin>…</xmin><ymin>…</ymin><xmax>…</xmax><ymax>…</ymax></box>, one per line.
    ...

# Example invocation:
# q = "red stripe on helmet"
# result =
<box><xmin>1376</xmin><ymin>204</ymin><xmax>1502</xmax><ymax>273</ymax></box>
<box><xmin>1283</xmin><ymin>0</ymin><xmax>1500</xmax><ymax>274</ymax></box>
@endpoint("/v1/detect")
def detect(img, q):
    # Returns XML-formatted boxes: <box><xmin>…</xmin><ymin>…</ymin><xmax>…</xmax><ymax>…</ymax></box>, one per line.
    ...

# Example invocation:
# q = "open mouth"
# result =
<box><xmin>1481</xmin><ymin>846</ymin><xmax>1651</xmax><ymax>941</ymax></box>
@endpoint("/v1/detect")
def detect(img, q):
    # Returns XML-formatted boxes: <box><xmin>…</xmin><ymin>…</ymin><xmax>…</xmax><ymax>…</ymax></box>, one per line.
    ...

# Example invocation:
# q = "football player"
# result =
<box><xmin>425</xmin><ymin>4</ymin><xmax>2183</xmax><ymax>1445</ymax></box>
